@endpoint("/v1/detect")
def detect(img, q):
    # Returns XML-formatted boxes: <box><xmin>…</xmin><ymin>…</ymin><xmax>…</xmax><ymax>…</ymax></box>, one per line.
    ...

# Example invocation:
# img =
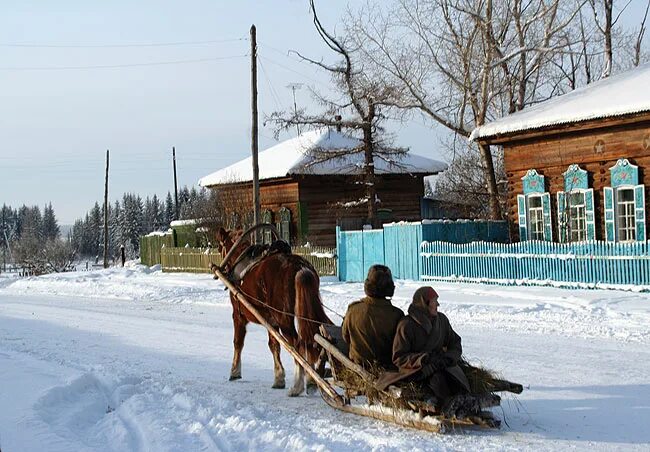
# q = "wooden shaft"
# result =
<box><xmin>213</xmin><ymin>266</ymin><xmax>343</xmax><ymax>404</ymax></box>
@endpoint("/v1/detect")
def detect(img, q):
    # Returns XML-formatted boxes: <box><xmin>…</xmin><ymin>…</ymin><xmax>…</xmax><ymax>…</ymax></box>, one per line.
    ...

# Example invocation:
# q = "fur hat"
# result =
<box><xmin>364</xmin><ymin>264</ymin><xmax>395</xmax><ymax>298</ymax></box>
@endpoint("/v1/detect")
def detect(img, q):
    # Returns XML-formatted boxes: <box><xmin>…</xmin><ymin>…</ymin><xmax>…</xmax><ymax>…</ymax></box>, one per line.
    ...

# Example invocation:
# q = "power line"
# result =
<box><xmin>258</xmin><ymin>54</ymin><xmax>329</xmax><ymax>88</ymax></box>
<box><xmin>258</xmin><ymin>57</ymin><xmax>283</xmax><ymax>111</ymax></box>
<box><xmin>0</xmin><ymin>54</ymin><xmax>248</xmax><ymax>71</ymax></box>
<box><xmin>0</xmin><ymin>37</ymin><xmax>246</xmax><ymax>48</ymax></box>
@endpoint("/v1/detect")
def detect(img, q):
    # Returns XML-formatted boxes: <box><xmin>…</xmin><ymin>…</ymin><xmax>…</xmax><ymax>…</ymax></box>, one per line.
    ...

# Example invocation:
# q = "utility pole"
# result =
<box><xmin>286</xmin><ymin>83</ymin><xmax>303</xmax><ymax>135</ymax></box>
<box><xmin>251</xmin><ymin>24</ymin><xmax>261</xmax><ymax>243</ymax></box>
<box><xmin>2</xmin><ymin>207</ymin><xmax>6</xmax><ymax>272</ymax></box>
<box><xmin>173</xmin><ymin>146</ymin><xmax>179</xmax><ymax>221</ymax></box>
<box><xmin>103</xmin><ymin>149</ymin><xmax>109</xmax><ymax>269</ymax></box>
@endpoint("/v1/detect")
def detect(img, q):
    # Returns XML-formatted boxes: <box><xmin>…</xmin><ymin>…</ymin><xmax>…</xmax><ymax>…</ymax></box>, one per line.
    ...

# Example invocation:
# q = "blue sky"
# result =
<box><xmin>0</xmin><ymin>1</ymin><xmax>646</xmax><ymax>224</ymax></box>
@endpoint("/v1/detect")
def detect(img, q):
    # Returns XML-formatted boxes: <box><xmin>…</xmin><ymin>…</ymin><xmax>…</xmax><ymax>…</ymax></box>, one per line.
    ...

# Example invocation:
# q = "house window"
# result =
<box><xmin>557</xmin><ymin>165</ymin><xmax>594</xmax><ymax>243</ymax></box>
<box><xmin>518</xmin><ymin>169</ymin><xmax>552</xmax><ymax>242</ymax></box>
<box><xmin>568</xmin><ymin>192</ymin><xmax>587</xmax><ymax>242</ymax></box>
<box><xmin>616</xmin><ymin>187</ymin><xmax>636</xmax><ymax>242</ymax></box>
<box><xmin>277</xmin><ymin>207</ymin><xmax>291</xmax><ymax>243</ymax></box>
<box><xmin>528</xmin><ymin>195</ymin><xmax>545</xmax><ymax>241</ymax></box>
<box><xmin>605</xmin><ymin>159</ymin><xmax>646</xmax><ymax>242</ymax></box>
<box><xmin>261</xmin><ymin>210</ymin><xmax>273</xmax><ymax>244</ymax></box>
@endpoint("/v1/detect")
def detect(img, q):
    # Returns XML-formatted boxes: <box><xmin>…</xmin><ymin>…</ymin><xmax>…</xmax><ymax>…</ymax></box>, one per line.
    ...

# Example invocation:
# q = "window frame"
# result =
<box><xmin>567</xmin><ymin>191</ymin><xmax>587</xmax><ymax>242</ymax></box>
<box><xmin>616</xmin><ymin>187</ymin><xmax>636</xmax><ymax>242</ymax></box>
<box><xmin>527</xmin><ymin>194</ymin><xmax>545</xmax><ymax>241</ymax></box>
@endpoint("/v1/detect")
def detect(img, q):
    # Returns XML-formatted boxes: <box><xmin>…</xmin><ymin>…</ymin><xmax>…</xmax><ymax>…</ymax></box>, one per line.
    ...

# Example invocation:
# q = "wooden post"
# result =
<box><xmin>212</xmin><ymin>265</ymin><xmax>343</xmax><ymax>405</ymax></box>
<box><xmin>173</xmin><ymin>146</ymin><xmax>179</xmax><ymax>220</ymax></box>
<box><xmin>2</xmin><ymin>207</ymin><xmax>6</xmax><ymax>272</ymax></box>
<box><xmin>103</xmin><ymin>149</ymin><xmax>109</xmax><ymax>269</ymax></box>
<box><xmin>251</xmin><ymin>25</ymin><xmax>261</xmax><ymax>243</ymax></box>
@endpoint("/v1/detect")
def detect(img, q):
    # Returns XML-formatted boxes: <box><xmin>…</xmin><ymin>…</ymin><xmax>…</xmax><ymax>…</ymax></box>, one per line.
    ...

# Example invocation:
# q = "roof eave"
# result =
<box><xmin>472</xmin><ymin>110</ymin><xmax>650</xmax><ymax>146</ymax></box>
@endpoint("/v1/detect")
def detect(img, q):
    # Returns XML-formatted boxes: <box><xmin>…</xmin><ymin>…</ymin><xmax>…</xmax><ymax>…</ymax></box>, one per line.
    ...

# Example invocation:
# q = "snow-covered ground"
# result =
<box><xmin>1</xmin><ymin>264</ymin><xmax>649</xmax><ymax>451</ymax></box>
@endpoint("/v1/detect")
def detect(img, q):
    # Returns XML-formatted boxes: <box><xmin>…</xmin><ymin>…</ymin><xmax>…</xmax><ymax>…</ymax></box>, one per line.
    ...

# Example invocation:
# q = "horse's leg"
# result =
<box><xmin>282</xmin><ymin>332</ymin><xmax>305</xmax><ymax>397</ymax></box>
<box><xmin>230</xmin><ymin>311</ymin><xmax>247</xmax><ymax>381</ymax></box>
<box><xmin>305</xmin><ymin>369</ymin><xmax>318</xmax><ymax>395</ymax></box>
<box><xmin>268</xmin><ymin>333</ymin><xmax>286</xmax><ymax>389</ymax></box>
<box><xmin>288</xmin><ymin>356</ymin><xmax>305</xmax><ymax>397</ymax></box>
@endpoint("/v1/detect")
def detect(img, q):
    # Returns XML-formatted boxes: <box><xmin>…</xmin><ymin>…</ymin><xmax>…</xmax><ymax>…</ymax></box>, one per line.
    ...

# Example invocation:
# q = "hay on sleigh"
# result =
<box><xmin>332</xmin><ymin>357</ymin><xmax>502</xmax><ymax>412</ymax></box>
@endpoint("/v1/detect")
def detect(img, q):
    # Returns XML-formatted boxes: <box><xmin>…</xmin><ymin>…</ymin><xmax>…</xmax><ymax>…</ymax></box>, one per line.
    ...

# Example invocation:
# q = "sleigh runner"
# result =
<box><xmin>212</xmin><ymin>223</ymin><xmax>523</xmax><ymax>434</ymax></box>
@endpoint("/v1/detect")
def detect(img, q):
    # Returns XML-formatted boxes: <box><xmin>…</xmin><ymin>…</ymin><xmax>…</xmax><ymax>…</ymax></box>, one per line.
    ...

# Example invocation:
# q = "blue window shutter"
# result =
<box><xmin>557</xmin><ymin>191</ymin><xmax>566</xmax><ymax>243</ymax></box>
<box><xmin>517</xmin><ymin>194</ymin><xmax>528</xmax><ymax>241</ymax></box>
<box><xmin>585</xmin><ymin>189</ymin><xmax>596</xmax><ymax>241</ymax></box>
<box><xmin>634</xmin><ymin>184</ymin><xmax>646</xmax><ymax>241</ymax></box>
<box><xmin>542</xmin><ymin>193</ymin><xmax>553</xmax><ymax>241</ymax></box>
<box><xmin>604</xmin><ymin>187</ymin><xmax>616</xmax><ymax>242</ymax></box>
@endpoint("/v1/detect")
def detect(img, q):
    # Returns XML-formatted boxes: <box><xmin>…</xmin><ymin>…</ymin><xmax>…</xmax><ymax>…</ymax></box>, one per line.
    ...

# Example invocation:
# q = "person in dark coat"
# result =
<box><xmin>341</xmin><ymin>265</ymin><xmax>404</xmax><ymax>369</ymax></box>
<box><xmin>376</xmin><ymin>286</ymin><xmax>470</xmax><ymax>411</ymax></box>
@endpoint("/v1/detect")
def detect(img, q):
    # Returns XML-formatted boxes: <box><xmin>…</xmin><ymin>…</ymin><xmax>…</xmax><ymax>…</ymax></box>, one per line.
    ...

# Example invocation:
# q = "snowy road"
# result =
<box><xmin>1</xmin><ymin>266</ymin><xmax>649</xmax><ymax>451</ymax></box>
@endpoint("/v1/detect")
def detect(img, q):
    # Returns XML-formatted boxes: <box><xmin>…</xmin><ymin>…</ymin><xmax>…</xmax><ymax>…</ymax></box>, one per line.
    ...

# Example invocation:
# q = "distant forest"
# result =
<box><xmin>1</xmin><ymin>186</ymin><xmax>215</xmax><ymax>264</ymax></box>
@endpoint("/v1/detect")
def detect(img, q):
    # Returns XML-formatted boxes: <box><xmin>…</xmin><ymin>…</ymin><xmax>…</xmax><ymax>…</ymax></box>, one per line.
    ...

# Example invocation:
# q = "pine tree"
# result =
<box><xmin>120</xmin><ymin>193</ymin><xmax>144</xmax><ymax>258</ymax></box>
<box><xmin>88</xmin><ymin>203</ymin><xmax>103</xmax><ymax>258</ymax></box>
<box><xmin>179</xmin><ymin>186</ymin><xmax>191</xmax><ymax>219</ymax></box>
<box><xmin>143</xmin><ymin>196</ymin><xmax>158</xmax><ymax>233</ymax></box>
<box><xmin>70</xmin><ymin>219</ymin><xmax>85</xmax><ymax>254</ymax></box>
<box><xmin>151</xmin><ymin>194</ymin><xmax>163</xmax><ymax>231</ymax></box>
<box><xmin>19</xmin><ymin>205</ymin><xmax>43</xmax><ymax>240</ymax></box>
<box><xmin>165</xmin><ymin>192</ymin><xmax>175</xmax><ymax>225</ymax></box>
<box><xmin>42</xmin><ymin>203</ymin><xmax>60</xmax><ymax>240</ymax></box>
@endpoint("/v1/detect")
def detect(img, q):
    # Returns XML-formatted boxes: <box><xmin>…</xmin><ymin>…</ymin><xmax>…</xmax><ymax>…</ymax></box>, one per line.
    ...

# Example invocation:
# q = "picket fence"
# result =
<box><xmin>160</xmin><ymin>245</ymin><xmax>337</xmax><ymax>276</ymax></box>
<box><xmin>291</xmin><ymin>245</ymin><xmax>337</xmax><ymax>276</ymax></box>
<box><xmin>161</xmin><ymin>248</ymin><xmax>223</xmax><ymax>273</ymax></box>
<box><xmin>420</xmin><ymin>240</ymin><xmax>650</xmax><ymax>288</ymax></box>
<box><xmin>337</xmin><ymin>221</ymin><xmax>510</xmax><ymax>282</ymax></box>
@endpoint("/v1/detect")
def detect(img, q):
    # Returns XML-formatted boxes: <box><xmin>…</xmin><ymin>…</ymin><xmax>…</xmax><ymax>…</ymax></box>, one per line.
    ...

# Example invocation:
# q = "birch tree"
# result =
<box><xmin>346</xmin><ymin>0</ymin><xmax>584</xmax><ymax>219</ymax></box>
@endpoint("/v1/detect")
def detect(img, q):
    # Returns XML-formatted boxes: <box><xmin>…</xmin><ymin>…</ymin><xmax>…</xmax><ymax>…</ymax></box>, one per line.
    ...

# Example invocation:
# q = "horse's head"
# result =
<box><xmin>215</xmin><ymin>227</ymin><xmax>249</xmax><ymax>262</ymax></box>
<box><xmin>215</xmin><ymin>227</ymin><xmax>233</xmax><ymax>259</ymax></box>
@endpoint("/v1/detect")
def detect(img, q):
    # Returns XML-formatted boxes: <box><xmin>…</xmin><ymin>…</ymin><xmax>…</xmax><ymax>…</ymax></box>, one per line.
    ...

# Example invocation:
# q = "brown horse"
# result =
<box><xmin>215</xmin><ymin>227</ymin><xmax>332</xmax><ymax>396</ymax></box>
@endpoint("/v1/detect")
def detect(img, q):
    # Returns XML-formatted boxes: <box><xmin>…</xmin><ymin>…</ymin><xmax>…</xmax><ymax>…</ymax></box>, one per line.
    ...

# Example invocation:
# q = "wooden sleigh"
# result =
<box><xmin>212</xmin><ymin>230</ymin><xmax>523</xmax><ymax>434</ymax></box>
<box><xmin>314</xmin><ymin>324</ymin><xmax>523</xmax><ymax>433</ymax></box>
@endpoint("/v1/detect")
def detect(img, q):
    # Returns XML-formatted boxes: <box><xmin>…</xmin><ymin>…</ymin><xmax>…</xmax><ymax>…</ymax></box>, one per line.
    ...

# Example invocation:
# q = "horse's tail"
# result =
<box><xmin>294</xmin><ymin>267</ymin><xmax>332</xmax><ymax>364</ymax></box>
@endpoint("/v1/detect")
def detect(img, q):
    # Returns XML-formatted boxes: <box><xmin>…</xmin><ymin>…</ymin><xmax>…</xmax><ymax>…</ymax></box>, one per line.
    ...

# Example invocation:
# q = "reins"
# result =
<box><xmin>234</xmin><ymin>285</ymin><xmax>342</xmax><ymax>325</ymax></box>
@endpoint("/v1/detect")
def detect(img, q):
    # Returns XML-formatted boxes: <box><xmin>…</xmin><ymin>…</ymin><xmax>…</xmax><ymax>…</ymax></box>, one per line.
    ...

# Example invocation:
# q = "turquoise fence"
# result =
<box><xmin>420</xmin><ymin>240</ymin><xmax>650</xmax><ymax>288</ymax></box>
<box><xmin>337</xmin><ymin>229</ymin><xmax>384</xmax><ymax>281</ymax></box>
<box><xmin>337</xmin><ymin>220</ymin><xmax>509</xmax><ymax>282</ymax></box>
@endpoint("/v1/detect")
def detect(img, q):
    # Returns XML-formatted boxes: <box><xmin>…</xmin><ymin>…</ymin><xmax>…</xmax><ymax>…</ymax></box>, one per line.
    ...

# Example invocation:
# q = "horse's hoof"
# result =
<box><xmin>229</xmin><ymin>375</ymin><xmax>242</xmax><ymax>381</ymax></box>
<box><xmin>306</xmin><ymin>383</ymin><xmax>318</xmax><ymax>395</ymax></box>
<box><xmin>287</xmin><ymin>387</ymin><xmax>304</xmax><ymax>397</ymax></box>
<box><xmin>272</xmin><ymin>382</ymin><xmax>286</xmax><ymax>389</ymax></box>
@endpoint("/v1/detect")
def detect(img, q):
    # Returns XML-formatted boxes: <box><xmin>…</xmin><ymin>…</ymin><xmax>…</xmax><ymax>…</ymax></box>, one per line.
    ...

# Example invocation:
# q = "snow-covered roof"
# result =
<box><xmin>470</xmin><ymin>63</ymin><xmax>650</xmax><ymax>142</ymax></box>
<box><xmin>198</xmin><ymin>128</ymin><xmax>447</xmax><ymax>187</ymax></box>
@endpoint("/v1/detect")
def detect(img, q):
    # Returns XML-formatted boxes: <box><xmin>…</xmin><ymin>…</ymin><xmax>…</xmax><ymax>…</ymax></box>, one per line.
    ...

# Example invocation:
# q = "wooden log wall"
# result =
<box><xmin>211</xmin><ymin>174</ymin><xmax>427</xmax><ymax>248</ymax></box>
<box><xmin>214</xmin><ymin>179</ymin><xmax>300</xmax><ymax>241</ymax></box>
<box><xmin>298</xmin><ymin>174</ymin><xmax>425</xmax><ymax>247</ymax></box>
<box><xmin>503</xmin><ymin>119</ymin><xmax>650</xmax><ymax>241</ymax></box>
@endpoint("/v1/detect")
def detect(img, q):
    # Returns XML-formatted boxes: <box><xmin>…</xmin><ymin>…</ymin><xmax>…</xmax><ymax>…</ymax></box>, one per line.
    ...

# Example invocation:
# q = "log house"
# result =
<box><xmin>471</xmin><ymin>65</ymin><xmax>650</xmax><ymax>243</ymax></box>
<box><xmin>199</xmin><ymin>129</ymin><xmax>446</xmax><ymax>247</ymax></box>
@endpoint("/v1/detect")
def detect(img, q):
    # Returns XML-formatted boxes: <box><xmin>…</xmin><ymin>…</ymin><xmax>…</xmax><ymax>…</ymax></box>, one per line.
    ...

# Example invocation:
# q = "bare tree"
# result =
<box><xmin>634</xmin><ymin>1</ymin><xmax>650</xmax><ymax>66</ymax></box>
<box><xmin>345</xmin><ymin>0</ymin><xmax>583</xmax><ymax>219</ymax></box>
<box><xmin>345</xmin><ymin>0</ymin><xmax>650</xmax><ymax>219</ymax></box>
<box><xmin>269</xmin><ymin>0</ymin><xmax>409</xmax><ymax>227</ymax></box>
